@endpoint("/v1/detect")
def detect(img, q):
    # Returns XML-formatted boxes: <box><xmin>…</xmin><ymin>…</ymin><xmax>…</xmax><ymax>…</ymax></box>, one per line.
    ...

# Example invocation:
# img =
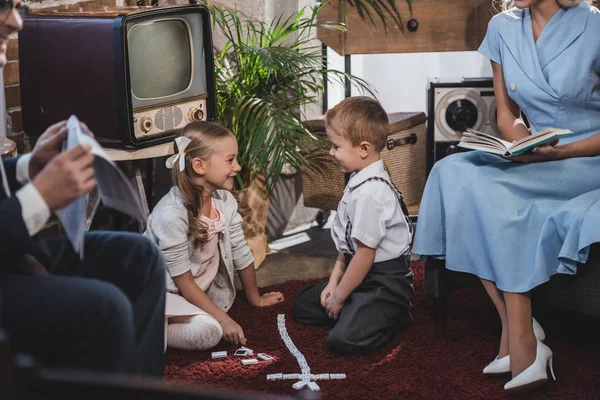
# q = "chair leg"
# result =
<box><xmin>433</xmin><ymin>296</ymin><xmax>448</xmax><ymax>327</ymax></box>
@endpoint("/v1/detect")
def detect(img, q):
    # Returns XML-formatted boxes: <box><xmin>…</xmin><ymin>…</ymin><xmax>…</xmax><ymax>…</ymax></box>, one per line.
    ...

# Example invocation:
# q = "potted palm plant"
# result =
<box><xmin>208</xmin><ymin>3</ymin><xmax>375</xmax><ymax>267</ymax></box>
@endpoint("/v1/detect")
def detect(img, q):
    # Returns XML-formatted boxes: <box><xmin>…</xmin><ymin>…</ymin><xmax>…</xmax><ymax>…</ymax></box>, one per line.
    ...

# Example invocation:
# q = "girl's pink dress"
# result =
<box><xmin>165</xmin><ymin>202</ymin><xmax>226</xmax><ymax>318</ymax></box>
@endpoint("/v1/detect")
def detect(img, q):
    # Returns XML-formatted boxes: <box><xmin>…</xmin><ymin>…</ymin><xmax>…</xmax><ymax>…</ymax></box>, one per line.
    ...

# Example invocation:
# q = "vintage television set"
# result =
<box><xmin>18</xmin><ymin>5</ymin><xmax>215</xmax><ymax>148</ymax></box>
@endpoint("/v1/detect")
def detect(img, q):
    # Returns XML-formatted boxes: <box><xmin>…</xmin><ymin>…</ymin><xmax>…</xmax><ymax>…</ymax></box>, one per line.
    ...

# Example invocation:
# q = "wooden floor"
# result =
<box><xmin>235</xmin><ymin>251</ymin><xmax>334</xmax><ymax>289</ymax></box>
<box><xmin>407</xmin><ymin>202</ymin><xmax>420</xmax><ymax>217</ymax></box>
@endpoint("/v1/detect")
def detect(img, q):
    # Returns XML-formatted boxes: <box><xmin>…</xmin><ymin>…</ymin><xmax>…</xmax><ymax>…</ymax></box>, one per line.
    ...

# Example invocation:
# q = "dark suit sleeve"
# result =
<box><xmin>3</xmin><ymin>156</ymin><xmax>24</xmax><ymax>193</ymax></box>
<box><xmin>0</xmin><ymin>195</ymin><xmax>31</xmax><ymax>269</ymax></box>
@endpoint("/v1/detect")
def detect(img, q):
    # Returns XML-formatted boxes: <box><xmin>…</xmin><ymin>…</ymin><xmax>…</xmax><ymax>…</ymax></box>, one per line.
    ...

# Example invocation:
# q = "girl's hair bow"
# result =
<box><xmin>166</xmin><ymin>136</ymin><xmax>192</xmax><ymax>172</ymax></box>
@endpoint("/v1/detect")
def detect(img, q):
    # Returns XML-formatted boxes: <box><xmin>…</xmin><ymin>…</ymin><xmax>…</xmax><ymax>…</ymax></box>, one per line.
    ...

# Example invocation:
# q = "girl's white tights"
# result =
<box><xmin>165</xmin><ymin>314</ymin><xmax>223</xmax><ymax>351</ymax></box>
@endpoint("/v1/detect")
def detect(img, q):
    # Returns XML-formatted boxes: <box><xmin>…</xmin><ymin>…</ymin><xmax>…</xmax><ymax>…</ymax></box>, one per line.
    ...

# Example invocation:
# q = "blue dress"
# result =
<box><xmin>412</xmin><ymin>2</ymin><xmax>600</xmax><ymax>293</ymax></box>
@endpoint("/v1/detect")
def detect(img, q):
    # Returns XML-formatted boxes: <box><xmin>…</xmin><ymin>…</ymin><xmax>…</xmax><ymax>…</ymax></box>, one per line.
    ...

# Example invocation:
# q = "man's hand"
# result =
<box><xmin>29</xmin><ymin>121</ymin><xmax>68</xmax><ymax>180</ymax></box>
<box><xmin>32</xmin><ymin>144</ymin><xmax>96</xmax><ymax>210</ymax></box>
<box><xmin>218</xmin><ymin>316</ymin><xmax>247</xmax><ymax>345</ymax></box>
<box><xmin>325</xmin><ymin>292</ymin><xmax>345</xmax><ymax>320</ymax></box>
<box><xmin>320</xmin><ymin>281</ymin><xmax>338</xmax><ymax>308</ymax></box>
<box><xmin>19</xmin><ymin>254</ymin><xmax>48</xmax><ymax>275</ymax></box>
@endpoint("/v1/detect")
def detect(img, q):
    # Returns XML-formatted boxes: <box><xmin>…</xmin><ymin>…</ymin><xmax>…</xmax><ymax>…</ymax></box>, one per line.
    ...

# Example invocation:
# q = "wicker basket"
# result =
<box><xmin>301</xmin><ymin>112</ymin><xmax>427</xmax><ymax>211</ymax></box>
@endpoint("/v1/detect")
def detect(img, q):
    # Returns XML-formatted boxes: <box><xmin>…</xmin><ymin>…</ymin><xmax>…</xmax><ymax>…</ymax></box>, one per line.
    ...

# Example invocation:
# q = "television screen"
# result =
<box><xmin>128</xmin><ymin>19</ymin><xmax>192</xmax><ymax>99</ymax></box>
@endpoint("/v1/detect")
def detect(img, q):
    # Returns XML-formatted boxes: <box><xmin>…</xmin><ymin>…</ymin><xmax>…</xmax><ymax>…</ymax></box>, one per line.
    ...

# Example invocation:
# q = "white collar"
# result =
<box><xmin>347</xmin><ymin>160</ymin><xmax>386</xmax><ymax>189</ymax></box>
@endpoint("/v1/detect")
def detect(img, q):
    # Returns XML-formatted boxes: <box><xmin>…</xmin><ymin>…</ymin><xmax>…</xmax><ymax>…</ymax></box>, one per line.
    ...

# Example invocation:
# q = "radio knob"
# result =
<box><xmin>140</xmin><ymin>116</ymin><xmax>152</xmax><ymax>133</ymax></box>
<box><xmin>188</xmin><ymin>107</ymin><xmax>204</xmax><ymax>121</ymax></box>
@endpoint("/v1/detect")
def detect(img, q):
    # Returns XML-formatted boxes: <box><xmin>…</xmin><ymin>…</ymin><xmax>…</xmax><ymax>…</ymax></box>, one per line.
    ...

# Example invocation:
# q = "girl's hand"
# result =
<box><xmin>325</xmin><ymin>292</ymin><xmax>345</xmax><ymax>320</ymax></box>
<box><xmin>254</xmin><ymin>291</ymin><xmax>284</xmax><ymax>307</ymax></box>
<box><xmin>218</xmin><ymin>316</ymin><xmax>247</xmax><ymax>345</ymax></box>
<box><xmin>320</xmin><ymin>281</ymin><xmax>337</xmax><ymax>308</ymax></box>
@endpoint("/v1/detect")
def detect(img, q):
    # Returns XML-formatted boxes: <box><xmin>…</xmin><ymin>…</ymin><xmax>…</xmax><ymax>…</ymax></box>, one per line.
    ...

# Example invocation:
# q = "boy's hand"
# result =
<box><xmin>320</xmin><ymin>281</ymin><xmax>338</xmax><ymax>308</ymax></box>
<box><xmin>255</xmin><ymin>291</ymin><xmax>284</xmax><ymax>307</ymax></box>
<box><xmin>218</xmin><ymin>316</ymin><xmax>247</xmax><ymax>345</ymax></box>
<box><xmin>325</xmin><ymin>292</ymin><xmax>345</xmax><ymax>320</ymax></box>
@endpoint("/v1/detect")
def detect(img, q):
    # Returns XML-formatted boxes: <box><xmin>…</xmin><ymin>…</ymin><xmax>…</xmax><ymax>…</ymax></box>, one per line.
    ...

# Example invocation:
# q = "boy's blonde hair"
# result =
<box><xmin>173</xmin><ymin>121</ymin><xmax>234</xmax><ymax>247</ymax></box>
<box><xmin>324</xmin><ymin>96</ymin><xmax>389</xmax><ymax>152</ymax></box>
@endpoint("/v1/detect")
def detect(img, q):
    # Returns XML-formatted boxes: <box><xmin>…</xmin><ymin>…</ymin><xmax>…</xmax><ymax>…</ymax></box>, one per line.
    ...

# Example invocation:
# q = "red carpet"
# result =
<box><xmin>165</xmin><ymin>262</ymin><xmax>600</xmax><ymax>399</ymax></box>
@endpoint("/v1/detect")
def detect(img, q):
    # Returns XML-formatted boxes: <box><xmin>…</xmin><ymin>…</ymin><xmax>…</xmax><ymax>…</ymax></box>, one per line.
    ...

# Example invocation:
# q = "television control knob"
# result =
<box><xmin>140</xmin><ymin>116</ymin><xmax>152</xmax><ymax>133</ymax></box>
<box><xmin>188</xmin><ymin>107</ymin><xmax>204</xmax><ymax>121</ymax></box>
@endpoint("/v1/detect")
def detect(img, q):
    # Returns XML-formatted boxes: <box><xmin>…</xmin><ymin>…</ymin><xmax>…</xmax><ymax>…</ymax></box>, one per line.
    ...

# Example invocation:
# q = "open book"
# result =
<box><xmin>55</xmin><ymin>115</ymin><xmax>146</xmax><ymax>259</ymax></box>
<box><xmin>457</xmin><ymin>127</ymin><xmax>573</xmax><ymax>157</ymax></box>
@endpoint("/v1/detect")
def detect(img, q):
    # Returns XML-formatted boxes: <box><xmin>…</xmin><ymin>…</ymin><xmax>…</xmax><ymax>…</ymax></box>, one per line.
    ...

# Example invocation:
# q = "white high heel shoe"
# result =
<box><xmin>483</xmin><ymin>318</ymin><xmax>546</xmax><ymax>375</ymax></box>
<box><xmin>504</xmin><ymin>340</ymin><xmax>556</xmax><ymax>395</ymax></box>
<box><xmin>533</xmin><ymin>317</ymin><xmax>545</xmax><ymax>342</ymax></box>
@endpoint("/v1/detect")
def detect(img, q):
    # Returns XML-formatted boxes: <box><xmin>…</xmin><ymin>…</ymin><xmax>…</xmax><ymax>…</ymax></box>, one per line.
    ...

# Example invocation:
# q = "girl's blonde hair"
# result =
<box><xmin>501</xmin><ymin>0</ymin><xmax>592</xmax><ymax>11</ymax></box>
<box><xmin>173</xmin><ymin>121</ymin><xmax>235</xmax><ymax>247</ymax></box>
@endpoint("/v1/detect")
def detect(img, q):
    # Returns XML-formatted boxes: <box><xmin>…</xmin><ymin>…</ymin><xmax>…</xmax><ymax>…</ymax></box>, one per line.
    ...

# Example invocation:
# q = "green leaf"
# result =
<box><xmin>321</xmin><ymin>0</ymin><xmax>411</xmax><ymax>31</ymax></box>
<box><xmin>200</xmin><ymin>3</ymin><xmax>381</xmax><ymax>189</ymax></box>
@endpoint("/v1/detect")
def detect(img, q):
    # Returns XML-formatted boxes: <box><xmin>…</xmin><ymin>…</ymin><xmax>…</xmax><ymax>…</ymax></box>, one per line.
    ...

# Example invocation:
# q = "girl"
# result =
<box><xmin>145</xmin><ymin>121</ymin><xmax>284</xmax><ymax>351</ymax></box>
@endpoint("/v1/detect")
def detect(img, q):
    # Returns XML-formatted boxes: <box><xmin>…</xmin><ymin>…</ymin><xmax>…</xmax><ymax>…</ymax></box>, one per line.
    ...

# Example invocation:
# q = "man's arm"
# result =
<box><xmin>0</xmin><ymin>195</ymin><xmax>34</xmax><ymax>268</ymax></box>
<box><xmin>2</xmin><ymin>155</ymin><xmax>52</xmax><ymax>236</ymax></box>
<box><xmin>3</xmin><ymin>156</ymin><xmax>24</xmax><ymax>193</ymax></box>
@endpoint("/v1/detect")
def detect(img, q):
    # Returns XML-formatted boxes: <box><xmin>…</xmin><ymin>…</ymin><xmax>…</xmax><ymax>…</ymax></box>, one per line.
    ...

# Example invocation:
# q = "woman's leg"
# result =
<box><xmin>504</xmin><ymin>292</ymin><xmax>537</xmax><ymax>376</ymax></box>
<box><xmin>481</xmin><ymin>279</ymin><xmax>509</xmax><ymax>358</ymax></box>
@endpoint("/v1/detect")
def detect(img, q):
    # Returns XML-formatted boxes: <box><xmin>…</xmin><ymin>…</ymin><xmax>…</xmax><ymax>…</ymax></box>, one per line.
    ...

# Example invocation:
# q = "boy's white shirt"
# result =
<box><xmin>331</xmin><ymin>160</ymin><xmax>411</xmax><ymax>263</ymax></box>
<box><xmin>144</xmin><ymin>186</ymin><xmax>254</xmax><ymax>313</ymax></box>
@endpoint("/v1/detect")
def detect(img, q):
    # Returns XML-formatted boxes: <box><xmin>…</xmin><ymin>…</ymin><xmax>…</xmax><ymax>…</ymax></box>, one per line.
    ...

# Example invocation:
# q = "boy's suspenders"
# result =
<box><xmin>344</xmin><ymin>177</ymin><xmax>414</xmax><ymax>256</ymax></box>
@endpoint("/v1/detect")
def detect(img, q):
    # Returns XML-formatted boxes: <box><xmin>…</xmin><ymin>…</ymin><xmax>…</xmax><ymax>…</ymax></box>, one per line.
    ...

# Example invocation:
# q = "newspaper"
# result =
<box><xmin>55</xmin><ymin>115</ymin><xmax>146</xmax><ymax>259</ymax></box>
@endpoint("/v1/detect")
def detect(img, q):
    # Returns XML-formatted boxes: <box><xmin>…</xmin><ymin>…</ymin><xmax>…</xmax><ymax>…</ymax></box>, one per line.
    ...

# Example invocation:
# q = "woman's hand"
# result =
<box><xmin>218</xmin><ymin>316</ymin><xmax>247</xmax><ymax>345</ymax></box>
<box><xmin>254</xmin><ymin>291</ymin><xmax>284</xmax><ymax>307</ymax></box>
<box><xmin>320</xmin><ymin>281</ymin><xmax>338</xmax><ymax>308</ymax></box>
<box><xmin>507</xmin><ymin>139</ymin><xmax>562</xmax><ymax>163</ymax></box>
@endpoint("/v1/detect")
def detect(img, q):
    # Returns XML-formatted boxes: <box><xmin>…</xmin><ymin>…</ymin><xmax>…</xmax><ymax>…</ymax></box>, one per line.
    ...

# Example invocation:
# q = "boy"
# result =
<box><xmin>293</xmin><ymin>96</ymin><xmax>414</xmax><ymax>355</ymax></box>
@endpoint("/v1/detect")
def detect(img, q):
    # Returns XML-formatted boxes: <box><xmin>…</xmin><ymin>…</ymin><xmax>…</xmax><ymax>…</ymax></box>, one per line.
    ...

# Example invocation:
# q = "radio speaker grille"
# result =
<box><xmin>155</xmin><ymin>106</ymin><xmax>183</xmax><ymax>131</ymax></box>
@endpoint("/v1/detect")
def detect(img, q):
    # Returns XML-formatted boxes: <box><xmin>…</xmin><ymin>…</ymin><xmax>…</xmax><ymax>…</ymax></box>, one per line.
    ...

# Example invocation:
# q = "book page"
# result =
<box><xmin>461</xmin><ymin>128</ymin><xmax>513</xmax><ymax>150</ymax></box>
<box><xmin>510</xmin><ymin>128</ymin><xmax>572</xmax><ymax>153</ymax></box>
<box><xmin>55</xmin><ymin>115</ymin><xmax>147</xmax><ymax>259</ymax></box>
<box><xmin>54</xmin><ymin>118</ymin><xmax>89</xmax><ymax>259</ymax></box>
<box><xmin>456</xmin><ymin>141</ymin><xmax>508</xmax><ymax>155</ymax></box>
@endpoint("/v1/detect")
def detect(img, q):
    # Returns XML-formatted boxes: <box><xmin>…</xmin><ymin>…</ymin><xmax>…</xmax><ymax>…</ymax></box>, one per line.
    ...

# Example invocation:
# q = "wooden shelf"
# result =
<box><xmin>317</xmin><ymin>0</ymin><xmax>494</xmax><ymax>55</ymax></box>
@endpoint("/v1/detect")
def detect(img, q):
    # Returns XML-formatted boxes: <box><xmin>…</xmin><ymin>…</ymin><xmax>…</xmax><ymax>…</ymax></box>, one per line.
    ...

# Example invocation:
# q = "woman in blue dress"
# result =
<box><xmin>413</xmin><ymin>0</ymin><xmax>600</xmax><ymax>394</ymax></box>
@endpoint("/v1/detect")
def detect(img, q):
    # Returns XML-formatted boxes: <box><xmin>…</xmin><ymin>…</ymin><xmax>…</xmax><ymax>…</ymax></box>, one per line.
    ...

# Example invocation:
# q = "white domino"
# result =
<box><xmin>269</xmin><ymin>313</ymin><xmax>346</xmax><ymax>391</ymax></box>
<box><xmin>211</xmin><ymin>351</ymin><xmax>227</xmax><ymax>359</ymax></box>
<box><xmin>292</xmin><ymin>380</ymin><xmax>307</xmax><ymax>390</ymax></box>
<box><xmin>241</xmin><ymin>359</ymin><xmax>258</xmax><ymax>366</ymax></box>
<box><xmin>257</xmin><ymin>353</ymin><xmax>273</xmax><ymax>361</ymax></box>
<box><xmin>240</xmin><ymin>346</ymin><xmax>254</xmax><ymax>356</ymax></box>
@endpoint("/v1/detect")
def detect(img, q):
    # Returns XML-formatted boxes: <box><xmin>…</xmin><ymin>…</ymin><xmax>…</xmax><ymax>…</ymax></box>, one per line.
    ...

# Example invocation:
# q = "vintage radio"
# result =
<box><xmin>426</xmin><ymin>77</ymin><xmax>499</xmax><ymax>173</ymax></box>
